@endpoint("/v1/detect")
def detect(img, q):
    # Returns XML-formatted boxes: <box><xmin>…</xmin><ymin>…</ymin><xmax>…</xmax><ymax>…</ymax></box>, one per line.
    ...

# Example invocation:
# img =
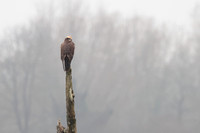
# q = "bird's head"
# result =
<box><xmin>65</xmin><ymin>36</ymin><xmax>72</xmax><ymax>42</ymax></box>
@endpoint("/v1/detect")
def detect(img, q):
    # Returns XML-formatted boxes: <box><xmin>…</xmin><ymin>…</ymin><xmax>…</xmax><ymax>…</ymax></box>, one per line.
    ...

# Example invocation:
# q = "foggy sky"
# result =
<box><xmin>0</xmin><ymin>0</ymin><xmax>200</xmax><ymax>133</ymax></box>
<box><xmin>0</xmin><ymin>0</ymin><xmax>199</xmax><ymax>37</ymax></box>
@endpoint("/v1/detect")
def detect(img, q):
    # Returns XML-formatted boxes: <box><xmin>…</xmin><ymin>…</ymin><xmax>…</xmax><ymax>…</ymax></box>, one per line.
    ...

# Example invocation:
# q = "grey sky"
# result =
<box><xmin>0</xmin><ymin>0</ymin><xmax>198</xmax><ymax>37</ymax></box>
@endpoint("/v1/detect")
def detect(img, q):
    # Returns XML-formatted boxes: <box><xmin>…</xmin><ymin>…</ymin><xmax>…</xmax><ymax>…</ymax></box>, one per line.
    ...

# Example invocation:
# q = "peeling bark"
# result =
<box><xmin>57</xmin><ymin>68</ymin><xmax>77</xmax><ymax>133</ymax></box>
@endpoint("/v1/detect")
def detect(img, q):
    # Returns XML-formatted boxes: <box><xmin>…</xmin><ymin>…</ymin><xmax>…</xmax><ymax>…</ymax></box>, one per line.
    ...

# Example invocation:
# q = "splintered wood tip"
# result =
<box><xmin>58</xmin><ymin>120</ymin><xmax>61</xmax><ymax>125</ymax></box>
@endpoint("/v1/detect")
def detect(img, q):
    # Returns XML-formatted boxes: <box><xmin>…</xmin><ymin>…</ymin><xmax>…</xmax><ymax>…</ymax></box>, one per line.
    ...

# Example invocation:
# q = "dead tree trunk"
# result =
<box><xmin>57</xmin><ymin>68</ymin><xmax>77</xmax><ymax>133</ymax></box>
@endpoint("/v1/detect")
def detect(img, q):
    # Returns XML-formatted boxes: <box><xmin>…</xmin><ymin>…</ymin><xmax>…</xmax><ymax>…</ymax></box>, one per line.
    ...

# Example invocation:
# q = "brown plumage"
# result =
<box><xmin>61</xmin><ymin>36</ymin><xmax>75</xmax><ymax>71</ymax></box>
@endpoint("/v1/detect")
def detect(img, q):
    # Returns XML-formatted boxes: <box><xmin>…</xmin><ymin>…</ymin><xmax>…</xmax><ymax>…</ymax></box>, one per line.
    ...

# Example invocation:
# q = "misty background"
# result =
<box><xmin>0</xmin><ymin>0</ymin><xmax>200</xmax><ymax>133</ymax></box>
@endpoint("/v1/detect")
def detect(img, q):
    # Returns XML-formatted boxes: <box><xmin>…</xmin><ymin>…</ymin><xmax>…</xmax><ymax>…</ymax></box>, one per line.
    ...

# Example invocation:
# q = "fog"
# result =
<box><xmin>0</xmin><ymin>1</ymin><xmax>200</xmax><ymax>133</ymax></box>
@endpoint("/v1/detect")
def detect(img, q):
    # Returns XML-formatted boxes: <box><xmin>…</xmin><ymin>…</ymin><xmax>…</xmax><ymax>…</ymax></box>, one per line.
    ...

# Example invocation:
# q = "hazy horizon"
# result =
<box><xmin>0</xmin><ymin>0</ymin><xmax>200</xmax><ymax>133</ymax></box>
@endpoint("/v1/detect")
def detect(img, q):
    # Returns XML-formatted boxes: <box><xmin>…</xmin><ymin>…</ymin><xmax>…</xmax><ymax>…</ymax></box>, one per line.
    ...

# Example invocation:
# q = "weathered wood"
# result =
<box><xmin>65</xmin><ymin>69</ymin><xmax>76</xmax><ymax>133</ymax></box>
<box><xmin>57</xmin><ymin>68</ymin><xmax>77</xmax><ymax>133</ymax></box>
<box><xmin>57</xmin><ymin>120</ymin><xmax>66</xmax><ymax>133</ymax></box>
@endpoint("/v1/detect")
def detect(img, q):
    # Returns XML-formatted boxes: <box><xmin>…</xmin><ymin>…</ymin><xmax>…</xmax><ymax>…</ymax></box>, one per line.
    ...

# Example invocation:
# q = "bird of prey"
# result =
<box><xmin>61</xmin><ymin>36</ymin><xmax>75</xmax><ymax>71</ymax></box>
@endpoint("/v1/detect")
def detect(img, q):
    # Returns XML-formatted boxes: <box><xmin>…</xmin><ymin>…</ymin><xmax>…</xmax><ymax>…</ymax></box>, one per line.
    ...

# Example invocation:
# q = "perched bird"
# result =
<box><xmin>61</xmin><ymin>36</ymin><xmax>75</xmax><ymax>71</ymax></box>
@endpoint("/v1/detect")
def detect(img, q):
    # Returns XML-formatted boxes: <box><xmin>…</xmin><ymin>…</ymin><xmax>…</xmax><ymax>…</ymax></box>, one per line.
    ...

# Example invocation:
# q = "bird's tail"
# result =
<box><xmin>65</xmin><ymin>57</ymin><xmax>71</xmax><ymax>71</ymax></box>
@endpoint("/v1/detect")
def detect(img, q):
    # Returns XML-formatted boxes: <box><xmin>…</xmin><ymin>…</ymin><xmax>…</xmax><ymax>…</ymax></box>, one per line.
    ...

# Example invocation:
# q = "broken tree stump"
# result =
<box><xmin>57</xmin><ymin>68</ymin><xmax>77</xmax><ymax>133</ymax></box>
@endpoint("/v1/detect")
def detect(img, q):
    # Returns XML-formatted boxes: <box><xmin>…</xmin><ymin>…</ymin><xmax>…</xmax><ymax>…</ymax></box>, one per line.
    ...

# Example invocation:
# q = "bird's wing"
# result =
<box><xmin>62</xmin><ymin>60</ymin><xmax>66</xmax><ymax>71</ymax></box>
<box><xmin>68</xmin><ymin>42</ymin><xmax>75</xmax><ymax>61</ymax></box>
<box><xmin>61</xmin><ymin>43</ymin><xmax>63</xmax><ymax>60</ymax></box>
<box><xmin>71</xmin><ymin>42</ymin><xmax>75</xmax><ymax>59</ymax></box>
